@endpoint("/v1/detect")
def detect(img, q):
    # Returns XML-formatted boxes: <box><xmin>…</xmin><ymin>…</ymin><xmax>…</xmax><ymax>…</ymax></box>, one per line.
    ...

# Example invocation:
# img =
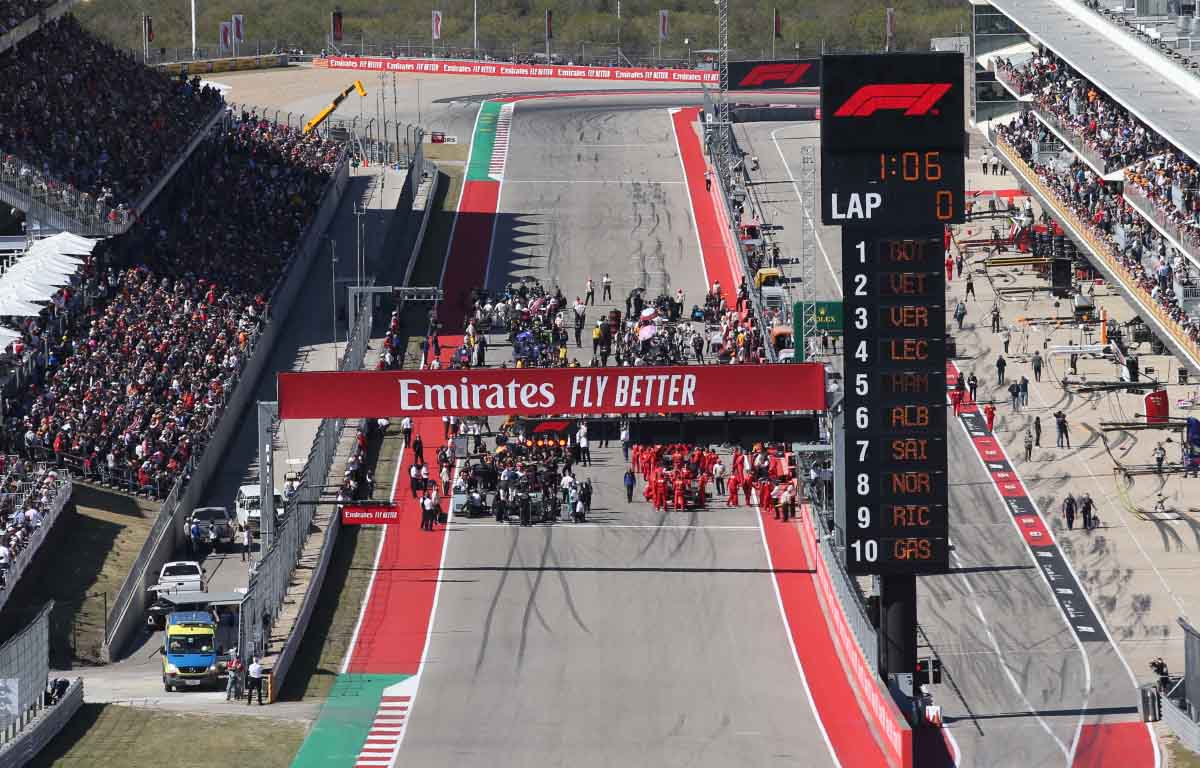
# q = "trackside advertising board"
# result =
<box><xmin>341</xmin><ymin>505</ymin><xmax>401</xmax><ymax>525</ymax></box>
<box><xmin>728</xmin><ymin>59</ymin><xmax>821</xmax><ymax>90</ymax></box>
<box><xmin>278</xmin><ymin>364</ymin><xmax>826</xmax><ymax>419</ymax></box>
<box><xmin>320</xmin><ymin>55</ymin><xmax>719</xmax><ymax>84</ymax></box>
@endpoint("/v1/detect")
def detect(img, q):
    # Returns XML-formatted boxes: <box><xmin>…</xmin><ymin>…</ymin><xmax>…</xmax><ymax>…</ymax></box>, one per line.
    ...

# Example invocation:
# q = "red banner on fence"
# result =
<box><xmin>278</xmin><ymin>364</ymin><xmax>825</xmax><ymax>420</ymax></box>
<box><xmin>342</xmin><ymin>504</ymin><xmax>402</xmax><ymax>525</ymax></box>
<box><xmin>320</xmin><ymin>55</ymin><xmax>720</xmax><ymax>84</ymax></box>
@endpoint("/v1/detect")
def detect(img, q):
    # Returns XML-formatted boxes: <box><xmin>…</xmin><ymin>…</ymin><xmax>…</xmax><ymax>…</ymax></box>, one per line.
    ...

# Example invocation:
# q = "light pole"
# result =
<box><xmin>794</xmin><ymin>42</ymin><xmax>800</xmax><ymax>61</ymax></box>
<box><xmin>685</xmin><ymin>37</ymin><xmax>690</xmax><ymax>67</ymax></box>
<box><xmin>327</xmin><ymin>237</ymin><xmax>339</xmax><ymax>365</ymax></box>
<box><xmin>190</xmin><ymin>0</ymin><xmax>197</xmax><ymax>60</ymax></box>
<box><xmin>473</xmin><ymin>0</ymin><xmax>478</xmax><ymax>54</ymax></box>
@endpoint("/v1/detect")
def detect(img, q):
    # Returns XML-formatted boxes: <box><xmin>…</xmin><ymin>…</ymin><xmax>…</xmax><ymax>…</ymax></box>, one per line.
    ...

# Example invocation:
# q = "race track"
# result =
<box><xmin>392</xmin><ymin>93</ymin><xmax>840</xmax><ymax>768</ymax></box>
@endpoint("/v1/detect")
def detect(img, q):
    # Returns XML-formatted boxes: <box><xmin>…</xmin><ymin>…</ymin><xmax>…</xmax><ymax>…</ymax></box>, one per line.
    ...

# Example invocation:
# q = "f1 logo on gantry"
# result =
<box><xmin>737</xmin><ymin>62</ymin><xmax>812</xmax><ymax>88</ymax></box>
<box><xmin>833</xmin><ymin>83</ymin><xmax>953</xmax><ymax>117</ymax></box>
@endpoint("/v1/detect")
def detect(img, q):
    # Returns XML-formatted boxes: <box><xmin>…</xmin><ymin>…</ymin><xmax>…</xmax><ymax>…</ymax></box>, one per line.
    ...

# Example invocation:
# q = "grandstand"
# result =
<box><xmin>974</xmin><ymin>0</ymin><xmax>1200</xmax><ymax>751</ymax></box>
<box><xmin>977</xmin><ymin>0</ymin><xmax>1200</xmax><ymax>369</ymax></box>
<box><xmin>0</xmin><ymin>13</ymin><xmax>223</xmax><ymax>234</ymax></box>
<box><xmin>0</xmin><ymin>4</ymin><xmax>357</xmax><ymax>757</ymax></box>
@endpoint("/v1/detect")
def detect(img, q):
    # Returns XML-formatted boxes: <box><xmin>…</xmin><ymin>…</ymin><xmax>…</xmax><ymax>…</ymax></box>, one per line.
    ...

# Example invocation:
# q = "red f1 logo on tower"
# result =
<box><xmin>833</xmin><ymin>83</ymin><xmax>953</xmax><ymax>117</ymax></box>
<box><xmin>737</xmin><ymin>62</ymin><xmax>812</xmax><ymax>88</ymax></box>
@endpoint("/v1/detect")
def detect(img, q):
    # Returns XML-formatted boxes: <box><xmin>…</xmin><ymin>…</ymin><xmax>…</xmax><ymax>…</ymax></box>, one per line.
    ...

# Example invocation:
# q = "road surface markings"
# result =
<box><xmin>353</xmin><ymin>694</ymin><xmax>411</xmax><ymax>768</ymax></box>
<box><xmin>487</xmin><ymin>102</ymin><xmax>514</xmax><ymax>180</ymax></box>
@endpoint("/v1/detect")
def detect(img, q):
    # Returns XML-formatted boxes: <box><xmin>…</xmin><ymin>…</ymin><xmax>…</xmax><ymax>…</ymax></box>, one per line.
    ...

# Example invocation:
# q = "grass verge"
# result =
<box><xmin>1169</xmin><ymin>736</ymin><xmax>1200</xmax><ymax>768</ymax></box>
<box><xmin>277</xmin><ymin>519</ymin><xmax>383</xmax><ymax>701</ymax></box>
<box><xmin>0</xmin><ymin>484</ymin><xmax>156</xmax><ymax>665</ymax></box>
<box><xmin>30</xmin><ymin>704</ymin><xmax>306</xmax><ymax>768</ymax></box>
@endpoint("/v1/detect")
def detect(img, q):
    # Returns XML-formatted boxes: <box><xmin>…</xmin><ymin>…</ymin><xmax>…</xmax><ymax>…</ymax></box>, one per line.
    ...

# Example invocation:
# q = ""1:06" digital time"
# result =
<box><xmin>880</xmin><ymin>151</ymin><xmax>944</xmax><ymax>181</ymax></box>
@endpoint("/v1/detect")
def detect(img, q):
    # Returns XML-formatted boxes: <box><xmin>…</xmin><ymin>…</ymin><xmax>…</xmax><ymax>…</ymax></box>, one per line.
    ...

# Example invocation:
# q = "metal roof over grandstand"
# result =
<box><xmin>980</xmin><ymin>0</ymin><xmax>1200</xmax><ymax>166</ymax></box>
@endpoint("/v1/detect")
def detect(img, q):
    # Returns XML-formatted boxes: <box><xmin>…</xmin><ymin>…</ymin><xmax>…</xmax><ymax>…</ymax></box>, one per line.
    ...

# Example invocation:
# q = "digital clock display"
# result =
<box><xmin>821</xmin><ymin>152</ymin><xmax>964</xmax><ymax>226</ymax></box>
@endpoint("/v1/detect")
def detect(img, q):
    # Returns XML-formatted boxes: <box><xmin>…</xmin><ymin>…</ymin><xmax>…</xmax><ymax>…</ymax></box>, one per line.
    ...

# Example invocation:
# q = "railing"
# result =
<box><xmin>237</xmin><ymin>300</ymin><xmax>373</xmax><ymax>667</ymax></box>
<box><xmin>995</xmin><ymin>135</ymin><xmax>1200</xmax><ymax>367</ymax></box>
<box><xmin>102</xmin><ymin>153</ymin><xmax>351</xmax><ymax>657</ymax></box>
<box><xmin>0</xmin><ymin>474</ymin><xmax>72</xmax><ymax>617</ymax></box>
<box><xmin>1124</xmin><ymin>181</ymin><xmax>1200</xmax><ymax>267</ymax></box>
<box><xmin>0</xmin><ymin>602</ymin><xmax>52</xmax><ymax>741</ymax></box>
<box><xmin>1029</xmin><ymin>103</ymin><xmax>1121</xmax><ymax>174</ymax></box>
<box><xmin>0</xmin><ymin>108</ymin><xmax>225</xmax><ymax>237</ymax></box>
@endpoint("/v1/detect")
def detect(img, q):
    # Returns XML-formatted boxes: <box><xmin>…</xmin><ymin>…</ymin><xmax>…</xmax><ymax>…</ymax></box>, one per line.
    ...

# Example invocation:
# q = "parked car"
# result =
<box><xmin>234</xmin><ymin>484</ymin><xmax>284</xmax><ymax>536</ymax></box>
<box><xmin>153</xmin><ymin>561</ymin><xmax>206</xmax><ymax>595</ymax></box>
<box><xmin>188</xmin><ymin>506</ymin><xmax>236</xmax><ymax>552</ymax></box>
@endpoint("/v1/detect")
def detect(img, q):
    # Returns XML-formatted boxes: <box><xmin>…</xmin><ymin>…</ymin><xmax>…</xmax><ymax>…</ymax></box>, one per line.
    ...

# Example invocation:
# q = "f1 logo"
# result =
<box><xmin>833</xmin><ymin>83</ymin><xmax>953</xmax><ymax>117</ymax></box>
<box><xmin>738</xmin><ymin>62</ymin><xmax>812</xmax><ymax>88</ymax></box>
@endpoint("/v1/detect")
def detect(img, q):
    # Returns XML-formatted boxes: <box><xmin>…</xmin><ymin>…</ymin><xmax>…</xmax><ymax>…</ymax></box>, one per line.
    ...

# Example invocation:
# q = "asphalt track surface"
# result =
<box><xmin>178</xmin><ymin>68</ymin><xmax>1158</xmax><ymax>765</ymax></box>
<box><xmin>378</xmin><ymin>93</ymin><xmax>840</xmax><ymax>768</ymax></box>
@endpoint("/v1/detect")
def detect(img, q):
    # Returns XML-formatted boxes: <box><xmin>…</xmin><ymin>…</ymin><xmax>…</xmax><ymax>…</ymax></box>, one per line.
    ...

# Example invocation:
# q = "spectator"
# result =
<box><xmin>0</xmin><ymin>16</ymin><xmax>224</xmax><ymax>220</ymax></box>
<box><xmin>3</xmin><ymin>112</ymin><xmax>342</xmax><ymax>495</ymax></box>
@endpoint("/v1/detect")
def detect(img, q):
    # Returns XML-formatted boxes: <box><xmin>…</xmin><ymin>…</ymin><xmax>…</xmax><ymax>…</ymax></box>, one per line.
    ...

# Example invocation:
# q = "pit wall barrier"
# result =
<box><xmin>268</xmin><ymin>164</ymin><xmax>440</xmax><ymax>698</ymax></box>
<box><xmin>318</xmin><ymin>55</ymin><xmax>719</xmax><ymax>84</ymax></box>
<box><xmin>156</xmin><ymin>54</ymin><xmax>289</xmax><ymax>76</ymax></box>
<box><xmin>708</xmin><ymin>107</ymin><xmax>911</xmax><ymax>764</ymax></box>
<box><xmin>101</xmin><ymin>159</ymin><xmax>351</xmax><ymax>661</ymax></box>
<box><xmin>799</xmin><ymin>504</ymin><xmax>914</xmax><ymax>767</ymax></box>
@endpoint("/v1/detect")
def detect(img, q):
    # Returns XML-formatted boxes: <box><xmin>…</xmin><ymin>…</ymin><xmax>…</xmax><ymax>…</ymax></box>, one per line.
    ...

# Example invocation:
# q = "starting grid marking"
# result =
<box><xmin>488</xmin><ymin>103</ymin><xmax>514</xmax><ymax>180</ymax></box>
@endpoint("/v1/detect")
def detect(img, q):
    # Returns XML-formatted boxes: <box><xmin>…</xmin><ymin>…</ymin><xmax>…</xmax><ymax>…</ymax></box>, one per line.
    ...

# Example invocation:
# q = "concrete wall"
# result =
<box><xmin>102</xmin><ymin>161</ymin><xmax>351</xmax><ymax>660</ymax></box>
<box><xmin>0</xmin><ymin>678</ymin><xmax>82</xmax><ymax>768</ymax></box>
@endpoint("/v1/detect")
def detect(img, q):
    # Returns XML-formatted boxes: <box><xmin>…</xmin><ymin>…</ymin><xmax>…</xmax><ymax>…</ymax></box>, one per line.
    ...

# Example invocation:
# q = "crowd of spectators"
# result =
<box><xmin>2</xmin><ymin>112</ymin><xmax>342</xmax><ymax>497</ymax></box>
<box><xmin>1123</xmin><ymin>154</ymin><xmax>1200</xmax><ymax>251</ymax></box>
<box><xmin>996</xmin><ymin>112</ymin><xmax>1200</xmax><ymax>347</ymax></box>
<box><xmin>0</xmin><ymin>457</ymin><xmax>66</xmax><ymax>590</ymax></box>
<box><xmin>0</xmin><ymin>15</ymin><xmax>223</xmax><ymax>220</ymax></box>
<box><xmin>0</xmin><ymin>0</ymin><xmax>48</xmax><ymax>38</ymax></box>
<box><xmin>995</xmin><ymin>52</ymin><xmax>1166</xmax><ymax>172</ymax></box>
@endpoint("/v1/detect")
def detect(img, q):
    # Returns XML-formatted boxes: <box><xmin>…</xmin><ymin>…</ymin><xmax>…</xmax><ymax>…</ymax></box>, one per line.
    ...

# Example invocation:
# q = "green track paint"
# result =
<box><xmin>290</xmin><ymin>673</ymin><xmax>410</xmax><ymax>767</ymax></box>
<box><xmin>466</xmin><ymin>101</ymin><xmax>502</xmax><ymax>181</ymax></box>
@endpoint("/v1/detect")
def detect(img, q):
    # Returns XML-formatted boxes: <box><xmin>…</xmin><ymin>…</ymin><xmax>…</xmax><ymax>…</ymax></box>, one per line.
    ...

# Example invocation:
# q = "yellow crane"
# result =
<box><xmin>303</xmin><ymin>80</ymin><xmax>367</xmax><ymax>134</ymax></box>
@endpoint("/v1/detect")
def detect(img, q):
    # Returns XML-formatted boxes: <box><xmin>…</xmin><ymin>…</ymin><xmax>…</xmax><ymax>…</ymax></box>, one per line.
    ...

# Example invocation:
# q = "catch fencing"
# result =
<box><xmin>0</xmin><ymin>603</ymin><xmax>52</xmax><ymax>741</ymax></box>
<box><xmin>706</xmin><ymin>100</ymin><xmax>790</xmax><ymax>360</ymax></box>
<box><xmin>237</xmin><ymin>298</ymin><xmax>374</xmax><ymax>666</ymax></box>
<box><xmin>226</xmin><ymin>103</ymin><xmax>423</xmax><ymax>171</ymax></box>
<box><xmin>102</xmin><ymin>142</ymin><xmax>352</xmax><ymax>660</ymax></box>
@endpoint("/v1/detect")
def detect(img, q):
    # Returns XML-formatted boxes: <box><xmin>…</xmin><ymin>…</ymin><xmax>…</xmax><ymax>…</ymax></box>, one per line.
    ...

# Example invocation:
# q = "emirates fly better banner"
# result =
<box><xmin>278</xmin><ymin>365</ymin><xmax>826</xmax><ymax>419</ymax></box>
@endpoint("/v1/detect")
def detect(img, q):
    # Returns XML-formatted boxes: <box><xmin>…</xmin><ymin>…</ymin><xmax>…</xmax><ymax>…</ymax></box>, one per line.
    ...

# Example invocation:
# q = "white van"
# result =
<box><xmin>234</xmin><ymin>484</ymin><xmax>284</xmax><ymax>535</ymax></box>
